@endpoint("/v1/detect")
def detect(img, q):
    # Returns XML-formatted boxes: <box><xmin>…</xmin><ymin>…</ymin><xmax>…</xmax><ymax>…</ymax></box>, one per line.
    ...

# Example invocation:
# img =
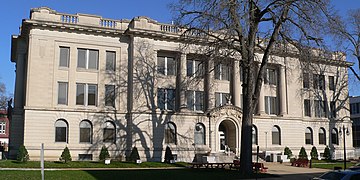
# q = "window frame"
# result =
<box><xmin>76</xmin><ymin>83</ymin><xmax>98</xmax><ymax>106</ymax></box>
<box><xmin>55</xmin><ymin>119</ymin><xmax>68</xmax><ymax>143</ymax></box>
<box><xmin>157</xmin><ymin>88</ymin><xmax>176</xmax><ymax>110</ymax></box>
<box><xmin>319</xmin><ymin>127</ymin><xmax>326</xmax><ymax>145</ymax></box>
<box><xmin>314</xmin><ymin>100</ymin><xmax>326</xmax><ymax>118</ymax></box>
<box><xmin>265</xmin><ymin>96</ymin><xmax>278</xmax><ymax>115</ymax></box>
<box><xmin>215</xmin><ymin>92</ymin><xmax>230</xmax><ymax>107</ymax></box>
<box><xmin>272</xmin><ymin>125</ymin><xmax>281</xmax><ymax>145</ymax></box>
<box><xmin>105</xmin><ymin>84</ymin><xmax>116</xmax><ymax>107</ymax></box>
<box><xmin>59</xmin><ymin>46</ymin><xmax>70</xmax><ymax>68</ymax></box>
<box><xmin>265</xmin><ymin>68</ymin><xmax>277</xmax><ymax>85</ymax></box>
<box><xmin>305</xmin><ymin>127</ymin><xmax>313</xmax><ymax>145</ymax></box>
<box><xmin>77</xmin><ymin>48</ymin><xmax>99</xmax><ymax>70</ymax></box>
<box><xmin>186</xmin><ymin>90</ymin><xmax>204</xmax><ymax>111</ymax></box>
<box><xmin>165</xmin><ymin>122</ymin><xmax>177</xmax><ymax>144</ymax></box>
<box><xmin>0</xmin><ymin>121</ymin><xmax>5</xmax><ymax>134</ymax></box>
<box><xmin>331</xmin><ymin>128</ymin><xmax>339</xmax><ymax>145</ymax></box>
<box><xmin>194</xmin><ymin>123</ymin><xmax>205</xmax><ymax>145</ymax></box>
<box><xmin>303</xmin><ymin>73</ymin><xmax>310</xmax><ymax>88</ymax></box>
<box><xmin>79</xmin><ymin>120</ymin><xmax>92</xmax><ymax>144</ymax></box>
<box><xmin>58</xmin><ymin>82</ymin><xmax>68</xmax><ymax>105</ymax></box>
<box><xmin>157</xmin><ymin>55</ymin><xmax>177</xmax><ymax>76</ymax></box>
<box><xmin>103</xmin><ymin>121</ymin><xmax>116</xmax><ymax>143</ymax></box>
<box><xmin>105</xmin><ymin>51</ymin><xmax>116</xmax><ymax>71</ymax></box>
<box><xmin>187</xmin><ymin>59</ymin><xmax>204</xmax><ymax>78</ymax></box>
<box><xmin>215</xmin><ymin>62</ymin><xmax>230</xmax><ymax>81</ymax></box>
<box><xmin>252</xmin><ymin>125</ymin><xmax>258</xmax><ymax>145</ymax></box>
<box><xmin>304</xmin><ymin>99</ymin><xmax>311</xmax><ymax>117</ymax></box>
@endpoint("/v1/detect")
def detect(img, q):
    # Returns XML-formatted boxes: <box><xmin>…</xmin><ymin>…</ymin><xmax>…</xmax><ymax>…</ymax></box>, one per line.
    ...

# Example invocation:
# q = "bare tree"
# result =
<box><xmin>172</xmin><ymin>0</ymin><xmax>332</xmax><ymax>174</ymax></box>
<box><xmin>0</xmin><ymin>81</ymin><xmax>11</xmax><ymax>109</ymax></box>
<box><xmin>328</xmin><ymin>9</ymin><xmax>360</xmax><ymax>81</ymax></box>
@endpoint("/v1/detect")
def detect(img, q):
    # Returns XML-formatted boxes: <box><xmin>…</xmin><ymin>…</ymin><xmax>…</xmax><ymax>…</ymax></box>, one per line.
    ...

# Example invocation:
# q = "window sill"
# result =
<box><xmin>76</xmin><ymin>68</ymin><xmax>99</xmax><ymax>73</ymax></box>
<box><xmin>58</xmin><ymin>67</ymin><xmax>69</xmax><ymax>70</ymax></box>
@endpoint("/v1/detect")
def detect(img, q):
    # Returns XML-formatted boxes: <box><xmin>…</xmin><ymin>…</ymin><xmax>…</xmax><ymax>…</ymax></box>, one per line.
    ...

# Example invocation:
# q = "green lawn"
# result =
<box><xmin>0</xmin><ymin>160</ymin><xmax>188</xmax><ymax>168</ymax></box>
<box><xmin>311</xmin><ymin>162</ymin><xmax>355</xmax><ymax>169</ymax></box>
<box><xmin>0</xmin><ymin>169</ymin><xmax>277</xmax><ymax>180</ymax></box>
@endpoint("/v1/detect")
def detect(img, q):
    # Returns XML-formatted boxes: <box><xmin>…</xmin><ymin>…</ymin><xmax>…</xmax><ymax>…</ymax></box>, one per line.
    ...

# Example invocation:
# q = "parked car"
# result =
<box><xmin>313</xmin><ymin>170</ymin><xmax>360</xmax><ymax>180</ymax></box>
<box><xmin>348</xmin><ymin>163</ymin><xmax>360</xmax><ymax>171</ymax></box>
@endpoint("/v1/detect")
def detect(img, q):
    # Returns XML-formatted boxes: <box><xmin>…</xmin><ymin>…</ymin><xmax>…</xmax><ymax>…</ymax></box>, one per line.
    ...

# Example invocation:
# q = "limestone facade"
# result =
<box><xmin>9</xmin><ymin>7</ymin><xmax>354</xmax><ymax>161</ymax></box>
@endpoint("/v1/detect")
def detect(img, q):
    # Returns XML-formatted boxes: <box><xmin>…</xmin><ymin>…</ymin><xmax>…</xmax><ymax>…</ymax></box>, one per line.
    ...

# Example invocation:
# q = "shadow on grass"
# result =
<box><xmin>83</xmin><ymin>169</ymin><xmax>279</xmax><ymax>180</ymax></box>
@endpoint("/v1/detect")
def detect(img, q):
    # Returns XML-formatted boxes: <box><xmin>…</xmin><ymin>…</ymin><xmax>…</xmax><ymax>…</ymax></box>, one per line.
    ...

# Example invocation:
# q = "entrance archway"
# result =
<box><xmin>218</xmin><ymin>120</ymin><xmax>237</xmax><ymax>152</ymax></box>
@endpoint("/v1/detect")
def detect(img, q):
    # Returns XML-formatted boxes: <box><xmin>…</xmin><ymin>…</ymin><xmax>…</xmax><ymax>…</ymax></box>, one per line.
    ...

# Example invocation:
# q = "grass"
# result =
<box><xmin>0</xmin><ymin>169</ymin><xmax>277</xmax><ymax>180</ymax></box>
<box><xmin>0</xmin><ymin>160</ymin><xmax>188</xmax><ymax>168</ymax></box>
<box><xmin>311</xmin><ymin>162</ymin><xmax>355</xmax><ymax>169</ymax></box>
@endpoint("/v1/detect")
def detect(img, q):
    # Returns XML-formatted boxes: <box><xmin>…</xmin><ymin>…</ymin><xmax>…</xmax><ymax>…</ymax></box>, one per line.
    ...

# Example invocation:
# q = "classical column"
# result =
<box><xmin>179</xmin><ymin>53</ymin><xmax>187</xmax><ymax>111</ymax></box>
<box><xmin>206</xmin><ymin>59</ymin><xmax>215</xmax><ymax>110</ymax></box>
<box><xmin>279</xmin><ymin>65</ymin><xmax>287</xmax><ymax>116</ymax></box>
<box><xmin>232</xmin><ymin>60</ymin><xmax>241</xmax><ymax>107</ymax></box>
<box><xmin>258</xmin><ymin>82</ymin><xmax>265</xmax><ymax>115</ymax></box>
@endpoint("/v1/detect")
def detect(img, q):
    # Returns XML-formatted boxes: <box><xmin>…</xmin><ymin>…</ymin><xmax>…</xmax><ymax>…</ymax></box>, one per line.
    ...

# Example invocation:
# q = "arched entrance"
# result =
<box><xmin>218</xmin><ymin>120</ymin><xmax>237</xmax><ymax>152</ymax></box>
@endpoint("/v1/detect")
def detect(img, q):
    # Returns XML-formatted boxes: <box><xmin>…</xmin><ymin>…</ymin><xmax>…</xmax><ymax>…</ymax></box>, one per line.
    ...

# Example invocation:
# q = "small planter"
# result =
<box><xmin>136</xmin><ymin>159</ymin><xmax>142</xmax><ymax>164</ymax></box>
<box><xmin>105</xmin><ymin>159</ymin><xmax>111</xmax><ymax>165</ymax></box>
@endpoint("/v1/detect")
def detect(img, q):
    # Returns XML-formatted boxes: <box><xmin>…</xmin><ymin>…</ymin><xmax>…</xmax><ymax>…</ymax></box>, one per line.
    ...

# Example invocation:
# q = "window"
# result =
<box><xmin>319</xmin><ymin>128</ymin><xmax>326</xmax><ymax>145</ymax></box>
<box><xmin>106</xmin><ymin>51</ymin><xmax>116</xmax><ymax>71</ymax></box>
<box><xmin>314</xmin><ymin>100</ymin><xmax>326</xmax><ymax>118</ymax></box>
<box><xmin>305</xmin><ymin>127</ymin><xmax>313</xmax><ymax>145</ymax></box>
<box><xmin>265</xmin><ymin>68</ymin><xmax>277</xmax><ymax>85</ymax></box>
<box><xmin>187</xmin><ymin>59</ymin><xmax>204</xmax><ymax>77</ymax></box>
<box><xmin>304</xmin><ymin>99</ymin><xmax>311</xmax><ymax>117</ymax></box>
<box><xmin>79</xmin><ymin>120</ymin><xmax>92</xmax><ymax>143</ymax></box>
<box><xmin>59</xmin><ymin>47</ymin><xmax>70</xmax><ymax>67</ymax></box>
<box><xmin>55</xmin><ymin>119</ymin><xmax>68</xmax><ymax>142</ymax></box>
<box><xmin>187</xmin><ymin>91</ymin><xmax>204</xmax><ymax>111</ymax></box>
<box><xmin>0</xmin><ymin>121</ymin><xmax>5</xmax><ymax>134</ymax></box>
<box><xmin>194</xmin><ymin>123</ymin><xmax>205</xmax><ymax>145</ymax></box>
<box><xmin>265</xmin><ymin>96</ymin><xmax>278</xmax><ymax>115</ymax></box>
<box><xmin>215</xmin><ymin>92</ymin><xmax>230</xmax><ymax>107</ymax></box>
<box><xmin>272</xmin><ymin>125</ymin><xmax>281</xmax><ymax>145</ymax></box>
<box><xmin>313</xmin><ymin>74</ymin><xmax>325</xmax><ymax>90</ymax></box>
<box><xmin>331</xmin><ymin>128</ymin><xmax>339</xmax><ymax>145</ymax></box>
<box><xmin>303</xmin><ymin>73</ymin><xmax>310</xmax><ymax>88</ymax></box>
<box><xmin>165</xmin><ymin>122</ymin><xmax>177</xmax><ymax>144</ymax></box>
<box><xmin>215</xmin><ymin>62</ymin><xmax>230</xmax><ymax>81</ymax></box>
<box><xmin>350</xmin><ymin>103</ymin><xmax>360</xmax><ymax>115</ymax></box>
<box><xmin>329</xmin><ymin>76</ymin><xmax>335</xmax><ymax>91</ymax></box>
<box><xmin>330</xmin><ymin>101</ymin><xmax>336</xmax><ymax>118</ymax></box>
<box><xmin>58</xmin><ymin>82</ymin><xmax>68</xmax><ymax>105</ymax></box>
<box><xmin>103</xmin><ymin>121</ymin><xmax>116</xmax><ymax>143</ymax></box>
<box><xmin>252</xmin><ymin>125</ymin><xmax>258</xmax><ymax>145</ymax></box>
<box><xmin>158</xmin><ymin>88</ymin><xmax>175</xmax><ymax>110</ymax></box>
<box><xmin>157</xmin><ymin>55</ymin><xmax>176</xmax><ymax>76</ymax></box>
<box><xmin>76</xmin><ymin>83</ymin><xmax>97</xmax><ymax>106</ymax></box>
<box><xmin>105</xmin><ymin>85</ymin><xmax>115</xmax><ymax>107</ymax></box>
<box><xmin>78</xmin><ymin>154</ymin><xmax>93</xmax><ymax>161</ymax></box>
<box><xmin>77</xmin><ymin>49</ymin><xmax>99</xmax><ymax>70</ymax></box>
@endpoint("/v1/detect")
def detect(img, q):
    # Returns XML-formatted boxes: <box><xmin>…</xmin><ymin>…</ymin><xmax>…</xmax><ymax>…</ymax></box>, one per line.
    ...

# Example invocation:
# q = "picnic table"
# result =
<box><xmin>291</xmin><ymin>159</ymin><xmax>309</xmax><ymax>167</ymax></box>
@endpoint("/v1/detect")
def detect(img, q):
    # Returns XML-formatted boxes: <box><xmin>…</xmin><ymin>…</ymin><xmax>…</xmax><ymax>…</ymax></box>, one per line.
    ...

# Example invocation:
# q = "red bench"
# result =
<box><xmin>291</xmin><ymin>159</ymin><xmax>309</xmax><ymax>167</ymax></box>
<box><xmin>253</xmin><ymin>162</ymin><xmax>268</xmax><ymax>172</ymax></box>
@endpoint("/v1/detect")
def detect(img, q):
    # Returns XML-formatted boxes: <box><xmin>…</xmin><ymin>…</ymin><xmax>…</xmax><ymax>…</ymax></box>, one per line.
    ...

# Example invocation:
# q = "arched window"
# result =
<box><xmin>319</xmin><ymin>128</ymin><xmax>326</xmax><ymax>145</ymax></box>
<box><xmin>103</xmin><ymin>121</ymin><xmax>116</xmax><ymax>143</ymax></box>
<box><xmin>55</xmin><ymin>119</ymin><xmax>68</xmax><ymax>142</ymax></box>
<box><xmin>305</xmin><ymin>127</ymin><xmax>313</xmax><ymax>145</ymax></box>
<box><xmin>331</xmin><ymin>128</ymin><xmax>339</xmax><ymax>145</ymax></box>
<box><xmin>194</xmin><ymin>123</ymin><xmax>205</xmax><ymax>145</ymax></box>
<box><xmin>165</xmin><ymin>122</ymin><xmax>177</xmax><ymax>144</ymax></box>
<box><xmin>252</xmin><ymin>125</ymin><xmax>258</xmax><ymax>145</ymax></box>
<box><xmin>272</xmin><ymin>125</ymin><xmax>281</xmax><ymax>145</ymax></box>
<box><xmin>79</xmin><ymin>120</ymin><xmax>92</xmax><ymax>143</ymax></box>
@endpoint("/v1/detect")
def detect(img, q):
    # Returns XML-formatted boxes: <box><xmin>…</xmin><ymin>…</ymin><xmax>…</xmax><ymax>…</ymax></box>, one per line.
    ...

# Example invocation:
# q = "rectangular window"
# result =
<box><xmin>80</xmin><ymin>128</ymin><xmax>91</xmax><ymax>143</ymax></box>
<box><xmin>58</xmin><ymin>82</ymin><xmax>68</xmax><ymax>105</ymax></box>
<box><xmin>265</xmin><ymin>68</ymin><xmax>277</xmax><ymax>85</ymax></box>
<box><xmin>157</xmin><ymin>55</ymin><xmax>176</xmax><ymax>76</ymax></box>
<box><xmin>105</xmin><ymin>85</ymin><xmax>116</xmax><ymax>107</ymax></box>
<box><xmin>304</xmin><ymin>99</ymin><xmax>311</xmax><ymax>117</ymax></box>
<box><xmin>313</xmin><ymin>74</ymin><xmax>325</xmax><ymax>90</ymax></box>
<box><xmin>187</xmin><ymin>91</ymin><xmax>204</xmax><ymax>111</ymax></box>
<box><xmin>55</xmin><ymin>127</ymin><xmax>67</xmax><ymax>142</ymax></box>
<box><xmin>59</xmin><ymin>47</ymin><xmax>70</xmax><ymax>67</ymax></box>
<box><xmin>329</xmin><ymin>76</ymin><xmax>335</xmax><ymax>91</ymax></box>
<box><xmin>215</xmin><ymin>92</ymin><xmax>229</xmax><ymax>107</ymax></box>
<box><xmin>330</xmin><ymin>101</ymin><xmax>336</xmax><ymax>118</ymax></box>
<box><xmin>314</xmin><ymin>100</ymin><xmax>326</xmax><ymax>118</ymax></box>
<box><xmin>106</xmin><ymin>51</ymin><xmax>116</xmax><ymax>71</ymax></box>
<box><xmin>215</xmin><ymin>62</ymin><xmax>230</xmax><ymax>81</ymax></box>
<box><xmin>303</xmin><ymin>73</ymin><xmax>309</xmax><ymax>88</ymax></box>
<box><xmin>157</xmin><ymin>88</ymin><xmax>175</xmax><ymax>110</ymax></box>
<box><xmin>187</xmin><ymin>59</ymin><xmax>204</xmax><ymax>77</ymax></box>
<box><xmin>77</xmin><ymin>49</ymin><xmax>99</xmax><ymax>70</ymax></box>
<box><xmin>76</xmin><ymin>83</ymin><xmax>97</xmax><ymax>106</ymax></box>
<box><xmin>0</xmin><ymin>121</ymin><xmax>5</xmax><ymax>134</ymax></box>
<box><xmin>265</xmin><ymin>96</ymin><xmax>278</xmax><ymax>115</ymax></box>
<box><xmin>103</xmin><ymin>128</ymin><xmax>115</xmax><ymax>143</ymax></box>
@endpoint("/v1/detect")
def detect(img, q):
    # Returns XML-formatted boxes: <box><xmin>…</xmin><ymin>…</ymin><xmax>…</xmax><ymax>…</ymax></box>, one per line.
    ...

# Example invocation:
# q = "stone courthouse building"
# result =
<box><xmin>9</xmin><ymin>7</ymin><xmax>354</xmax><ymax>161</ymax></box>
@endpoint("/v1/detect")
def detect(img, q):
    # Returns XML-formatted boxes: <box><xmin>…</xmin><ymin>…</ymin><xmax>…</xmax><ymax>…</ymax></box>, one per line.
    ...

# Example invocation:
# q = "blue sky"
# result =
<box><xmin>0</xmin><ymin>0</ymin><xmax>359</xmax><ymax>97</ymax></box>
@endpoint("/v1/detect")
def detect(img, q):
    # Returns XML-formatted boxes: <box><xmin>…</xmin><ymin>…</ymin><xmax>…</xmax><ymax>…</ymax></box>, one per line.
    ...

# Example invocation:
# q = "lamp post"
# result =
<box><xmin>339</xmin><ymin>125</ymin><xmax>350</xmax><ymax>169</ymax></box>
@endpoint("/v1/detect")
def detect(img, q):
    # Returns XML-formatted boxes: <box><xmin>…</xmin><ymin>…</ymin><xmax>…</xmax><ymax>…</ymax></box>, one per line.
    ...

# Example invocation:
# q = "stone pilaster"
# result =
<box><xmin>279</xmin><ymin>65</ymin><xmax>287</xmax><ymax>116</ymax></box>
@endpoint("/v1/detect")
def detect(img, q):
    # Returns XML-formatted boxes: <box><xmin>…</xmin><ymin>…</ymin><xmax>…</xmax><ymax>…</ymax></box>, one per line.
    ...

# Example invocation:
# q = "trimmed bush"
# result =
<box><xmin>16</xmin><ymin>145</ymin><xmax>30</xmax><ymax>162</ymax></box>
<box><xmin>298</xmin><ymin>147</ymin><xmax>308</xmax><ymax>159</ymax></box>
<box><xmin>127</xmin><ymin>147</ymin><xmax>140</xmax><ymax>162</ymax></box>
<box><xmin>323</xmin><ymin>146</ymin><xmax>331</xmax><ymax>160</ymax></box>
<box><xmin>310</xmin><ymin>146</ymin><xmax>319</xmax><ymax>160</ymax></box>
<box><xmin>284</xmin><ymin>146</ymin><xmax>293</xmax><ymax>159</ymax></box>
<box><xmin>99</xmin><ymin>146</ymin><xmax>110</xmax><ymax>161</ymax></box>
<box><xmin>164</xmin><ymin>146</ymin><xmax>173</xmax><ymax>163</ymax></box>
<box><xmin>59</xmin><ymin>146</ymin><xmax>72</xmax><ymax>163</ymax></box>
